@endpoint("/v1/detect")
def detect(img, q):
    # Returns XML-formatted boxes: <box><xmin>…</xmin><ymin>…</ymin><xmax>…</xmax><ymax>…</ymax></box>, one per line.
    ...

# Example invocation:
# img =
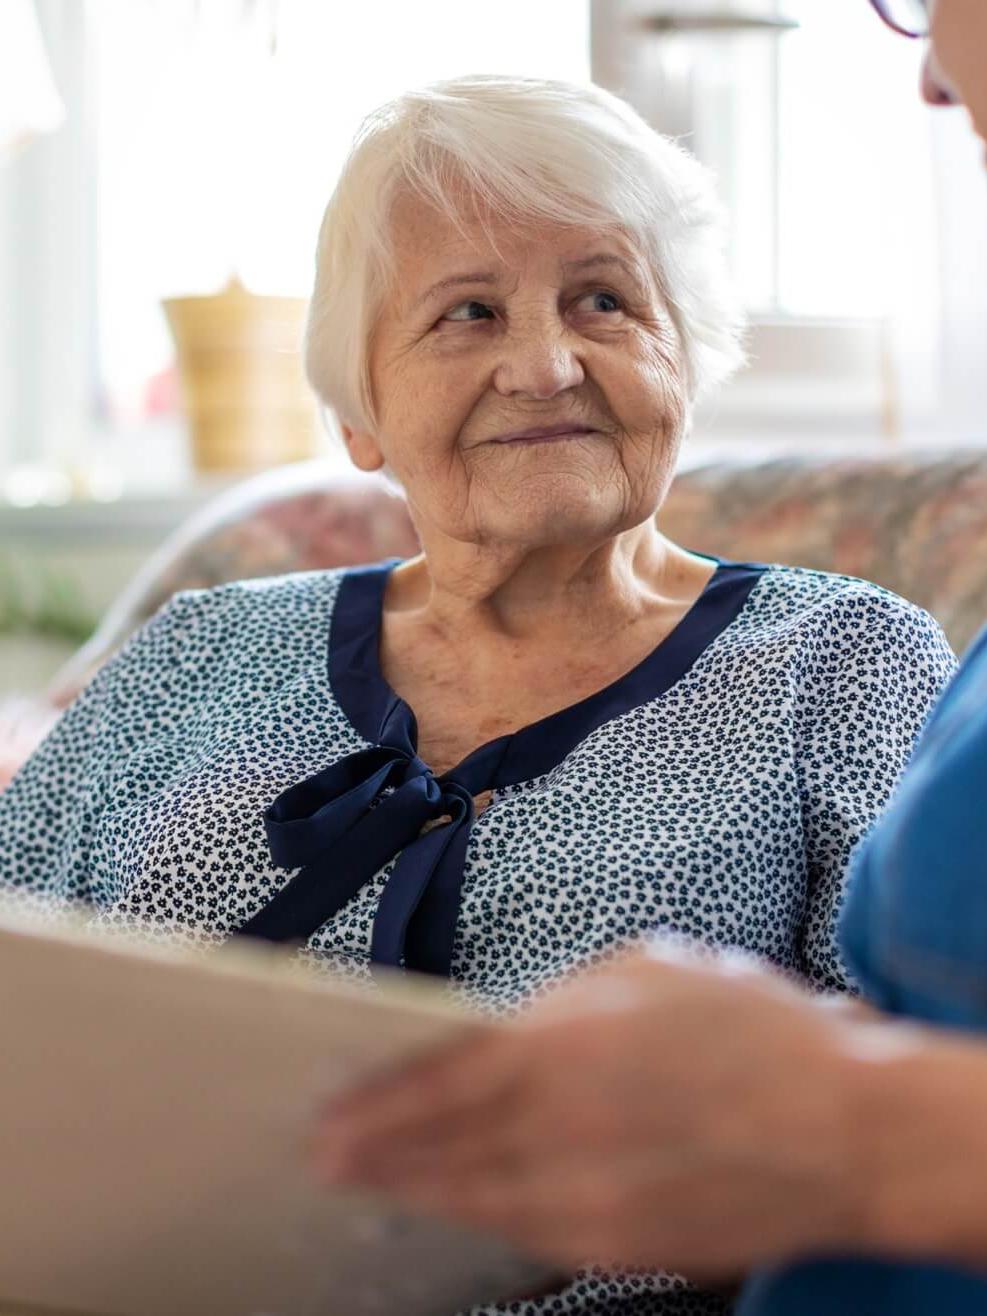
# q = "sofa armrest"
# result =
<box><xmin>47</xmin><ymin>463</ymin><xmax>419</xmax><ymax>707</ymax></box>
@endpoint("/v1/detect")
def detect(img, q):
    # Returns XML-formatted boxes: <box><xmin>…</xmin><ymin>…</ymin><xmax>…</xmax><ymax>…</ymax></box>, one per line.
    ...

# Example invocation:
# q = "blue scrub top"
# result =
<box><xmin>741</xmin><ymin>627</ymin><xmax>987</xmax><ymax>1316</ymax></box>
<box><xmin>841</xmin><ymin>625</ymin><xmax>987</xmax><ymax>1029</ymax></box>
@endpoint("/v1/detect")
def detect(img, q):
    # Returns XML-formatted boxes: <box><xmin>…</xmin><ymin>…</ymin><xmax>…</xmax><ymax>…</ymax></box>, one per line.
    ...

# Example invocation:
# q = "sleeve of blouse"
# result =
<box><xmin>795</xmin><ymin>588</ymin><xmax>958</xmax><ymax>993</ymax></box>
<box><xmin>0</xmin><ymin>593</ymin><xmax>198</xmax><ymax>908</ymax></box>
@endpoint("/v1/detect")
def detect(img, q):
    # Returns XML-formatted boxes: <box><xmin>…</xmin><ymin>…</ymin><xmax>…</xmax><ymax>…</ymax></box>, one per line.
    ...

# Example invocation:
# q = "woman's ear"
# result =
<box><xmin>340</xmin><ymin>424</ymin><xmax>386</xmax><ymax>472</ymax></box>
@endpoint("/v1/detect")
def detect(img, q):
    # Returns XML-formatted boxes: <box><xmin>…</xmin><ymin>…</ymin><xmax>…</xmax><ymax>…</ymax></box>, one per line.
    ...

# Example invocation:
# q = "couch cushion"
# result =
<box><xmin>662</xmin><ymin>451</ymin><xmax>987</xmax><ymax>653</ymax></box>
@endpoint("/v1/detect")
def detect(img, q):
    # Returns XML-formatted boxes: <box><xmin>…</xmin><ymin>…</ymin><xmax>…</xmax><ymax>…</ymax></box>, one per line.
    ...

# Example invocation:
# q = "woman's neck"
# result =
<box><xmin>384</xmin><ymin>521</ymin><xmax>714</xmax><ymax>651</ymax></box>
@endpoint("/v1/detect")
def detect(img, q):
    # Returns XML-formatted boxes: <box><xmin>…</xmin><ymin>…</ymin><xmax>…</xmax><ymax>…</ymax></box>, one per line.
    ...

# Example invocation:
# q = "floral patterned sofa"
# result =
<box><xmin>4</xmin><ymin>448</ymin><xmax>987</xmax><ymax>787</ymax></box>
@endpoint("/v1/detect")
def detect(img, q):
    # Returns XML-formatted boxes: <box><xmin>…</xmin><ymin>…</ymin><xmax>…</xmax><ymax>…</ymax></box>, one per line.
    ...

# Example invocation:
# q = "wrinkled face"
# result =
<box><xmin>342</xmin><ymin>191</ymin><xmax>688</xmax><ymax>552</ymax></box>
<box><xmin>925</xmin><ymin>0</ymin><xmax>987</xmax><ymax>142</ymax></box>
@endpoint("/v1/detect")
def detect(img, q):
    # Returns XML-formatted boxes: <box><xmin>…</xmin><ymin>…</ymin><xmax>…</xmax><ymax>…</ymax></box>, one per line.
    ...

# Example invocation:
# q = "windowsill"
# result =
<box><xmin>2</xmin><ymin>417</ymin><xmax>219</xmax><ymax>533</ymax></box>
<box><xmin>0</xmin><ymin>484</ymin><xmax>228</xmax><ymax>540</ymax></box>
<box><xmin>0</xmin><ymin>415</ymin><xmax>349</xmax><ymax>539</ymax></box>
<box><xmin>683</xmin><ymin>432</ymin><xmax>893</xmax><ymax>466</ymax></box>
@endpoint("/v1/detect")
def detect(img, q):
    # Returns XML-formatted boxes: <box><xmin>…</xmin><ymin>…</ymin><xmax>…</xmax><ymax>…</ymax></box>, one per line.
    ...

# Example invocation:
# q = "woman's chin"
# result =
<box><xmin>479</xmin><ymin>483</ymin><xmax>651</xmax><ymax>549</ymax></box>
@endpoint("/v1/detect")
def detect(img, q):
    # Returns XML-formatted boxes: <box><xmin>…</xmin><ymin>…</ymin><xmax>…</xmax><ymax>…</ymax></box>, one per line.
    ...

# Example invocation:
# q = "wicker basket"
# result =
<box><xmin>163</xmin><ymin>278</ymin><xmax>318</xmax><ymax>474</ymax></box>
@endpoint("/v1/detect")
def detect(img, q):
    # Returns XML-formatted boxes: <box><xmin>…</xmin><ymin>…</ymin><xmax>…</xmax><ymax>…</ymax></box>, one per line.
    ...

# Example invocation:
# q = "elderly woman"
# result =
<box><xmin>0</xmin><ymin>76</ymin><xmax>955</xmax><ymax>1313</ymax></box>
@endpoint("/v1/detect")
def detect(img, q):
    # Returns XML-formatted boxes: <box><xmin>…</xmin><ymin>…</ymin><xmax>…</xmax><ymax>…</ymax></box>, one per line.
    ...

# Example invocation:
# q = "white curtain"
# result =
<box><xmin>0</xmin><ymin>0</ymin><xmax>95</xmax><ymax>483</ymax></box>
<box><xmin>0</xmin><ymin>0</ymin><xmax>63</xmax><ymax>157</ymax></box>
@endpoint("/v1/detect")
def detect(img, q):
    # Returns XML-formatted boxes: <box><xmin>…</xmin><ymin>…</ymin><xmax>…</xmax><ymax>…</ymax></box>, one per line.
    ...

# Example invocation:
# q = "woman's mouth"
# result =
<box><xmin>488</xmin><ymin>423</ymin><xmax>599</xmax><ymax>445</ymax></box>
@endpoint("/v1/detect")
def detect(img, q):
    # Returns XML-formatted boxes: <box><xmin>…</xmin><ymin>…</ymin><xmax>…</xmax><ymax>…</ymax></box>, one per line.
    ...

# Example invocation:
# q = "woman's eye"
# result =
<box><xmin>577</xmin><ymin>290</ymin><xmax>624</xmax><ymax>314</ymax></box>
<box><xmin>442</xmin><ymin>300</ymin><xmax>495</xmax><ymax>323</ymax></box>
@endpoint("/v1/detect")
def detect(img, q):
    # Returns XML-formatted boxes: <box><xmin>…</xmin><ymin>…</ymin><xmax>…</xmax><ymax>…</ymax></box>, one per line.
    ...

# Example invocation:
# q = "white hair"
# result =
<box><xmin>305</xmin><ymin>75</ymin><xmax>745</xmax><ymax>432</ymax></box>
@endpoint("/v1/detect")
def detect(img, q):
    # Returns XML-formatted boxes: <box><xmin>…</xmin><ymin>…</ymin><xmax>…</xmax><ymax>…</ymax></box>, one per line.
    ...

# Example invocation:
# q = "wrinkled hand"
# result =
<box><xmin>313</xmin><ymin>944</ymin><xmax>884</xmax><ymax>1278</ymax></box>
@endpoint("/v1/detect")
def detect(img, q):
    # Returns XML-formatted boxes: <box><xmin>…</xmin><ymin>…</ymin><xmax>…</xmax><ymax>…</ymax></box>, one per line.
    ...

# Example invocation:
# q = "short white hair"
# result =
<box><xmin>306</xmin><ymin>75</ymin><xmax>745</xmax><ymax>432</ymax></box>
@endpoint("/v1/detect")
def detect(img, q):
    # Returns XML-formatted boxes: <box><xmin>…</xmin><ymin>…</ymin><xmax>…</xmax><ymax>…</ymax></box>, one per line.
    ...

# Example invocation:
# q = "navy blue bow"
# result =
<box><xmin>236</xmin><ymin>741</ymin><xmax>477</xmax><ymax>977</ymax></box>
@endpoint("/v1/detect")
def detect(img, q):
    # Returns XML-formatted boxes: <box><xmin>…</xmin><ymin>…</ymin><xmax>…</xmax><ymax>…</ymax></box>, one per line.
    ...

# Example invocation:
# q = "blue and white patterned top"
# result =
<box><xmin>0</xmin><ymin>557</ymin><xmax>956</xmax><ymax>1316</ymax></box>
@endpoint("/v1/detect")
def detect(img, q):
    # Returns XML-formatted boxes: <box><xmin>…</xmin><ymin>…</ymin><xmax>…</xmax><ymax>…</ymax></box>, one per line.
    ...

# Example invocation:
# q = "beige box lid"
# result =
<box><xmin>0</xmin><ymin>909</ymin><xmax>547</xmax><ymax>1316</ymax></box>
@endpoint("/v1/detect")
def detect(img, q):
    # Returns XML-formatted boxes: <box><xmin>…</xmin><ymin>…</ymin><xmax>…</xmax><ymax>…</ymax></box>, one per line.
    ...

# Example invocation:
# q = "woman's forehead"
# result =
<box><xmin>387</xmin><ymin>192</ymin><xmax>644</xmax><ymax>290</ymax></box>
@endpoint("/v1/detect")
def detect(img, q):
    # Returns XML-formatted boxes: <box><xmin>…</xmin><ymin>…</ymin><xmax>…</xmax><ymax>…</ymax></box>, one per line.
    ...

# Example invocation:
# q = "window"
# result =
<box><xmin>592</xmin><ymin>0</ymin><xmax>985</xmax><ymax>443</ymax></box>
<box><xmin>1</xmin><ymin>0</ymin><xmax>591</xmax><ymax>499</ymax></box>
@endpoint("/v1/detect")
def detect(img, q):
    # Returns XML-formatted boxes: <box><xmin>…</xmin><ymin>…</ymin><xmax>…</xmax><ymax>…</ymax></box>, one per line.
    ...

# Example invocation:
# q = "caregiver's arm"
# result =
<box><xmin>857</xmin><ymin>1023</ymin><xmax>987</xmax><ymax>1270</ymax></box>
<box><xmin>314</xmin><ymin>945</ymin><xmax>987</xmax><ymax>1280</ymax></box>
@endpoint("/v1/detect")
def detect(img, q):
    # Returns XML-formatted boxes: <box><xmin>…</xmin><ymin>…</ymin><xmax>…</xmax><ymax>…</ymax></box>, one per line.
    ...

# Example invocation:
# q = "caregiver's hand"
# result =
<box><xmin>313</xmin><ymin>944</ymin><xmax>918</xmax><ymax>1278</ymax></box>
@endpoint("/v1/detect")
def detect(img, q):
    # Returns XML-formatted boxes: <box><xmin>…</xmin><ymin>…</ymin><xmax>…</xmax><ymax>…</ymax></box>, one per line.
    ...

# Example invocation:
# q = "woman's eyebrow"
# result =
<box><xmin>412</xmin><ymin>254</ymin><xmax>643</xmax><ymax>310</ymax></box>
<box><xmin>415</xmin><ymin>271</ymin><xmax>499</xmax><ymax>308</ymax></box>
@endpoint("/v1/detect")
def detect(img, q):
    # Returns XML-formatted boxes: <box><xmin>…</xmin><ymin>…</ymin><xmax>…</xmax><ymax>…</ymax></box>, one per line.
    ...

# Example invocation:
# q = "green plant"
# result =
<box><xmin>0</xmin><ymin>555</ymin><xmax>97</xmax><ymax>643</ymax></box>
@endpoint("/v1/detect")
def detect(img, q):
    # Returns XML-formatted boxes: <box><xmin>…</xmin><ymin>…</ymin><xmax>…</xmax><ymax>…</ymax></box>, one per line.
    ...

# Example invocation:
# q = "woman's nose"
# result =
<box><xmin>921</xmin><ymin>50</ymin><xmax>958</xmax><ymax>106</ymax></box>
<box><xmin>492</xmin><ymin>321</ymin><xmax>585</xmax><ymax>399</ymax></box>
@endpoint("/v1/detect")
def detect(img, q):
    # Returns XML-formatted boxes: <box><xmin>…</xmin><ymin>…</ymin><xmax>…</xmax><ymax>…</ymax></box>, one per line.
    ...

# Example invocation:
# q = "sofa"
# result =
<box><xmin>3</xmin><ymin>448</ymin><xmax>987</xmax><ymax>788</ymax></box>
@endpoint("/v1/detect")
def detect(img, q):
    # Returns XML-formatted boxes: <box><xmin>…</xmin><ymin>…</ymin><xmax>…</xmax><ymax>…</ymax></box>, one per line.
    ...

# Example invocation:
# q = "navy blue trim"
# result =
<box><xmin>326</xmin><ymin>560</ymin><xmax>414</xmax><ymax>751</ymax></box>
<box><xmin>238</xmin><ymin>556</ymin><xmax>766</xmax><ymax>975</ymax></box>
<box><xmin>330</xmin><ymin>556</ymin><xmax>765</xmax><ymax>791</ymax></box>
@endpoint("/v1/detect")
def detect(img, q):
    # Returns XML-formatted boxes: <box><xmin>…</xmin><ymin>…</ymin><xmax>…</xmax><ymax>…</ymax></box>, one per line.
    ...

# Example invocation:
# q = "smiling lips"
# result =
<box><xmin>488</xmin><ymin>423</ymin><xmax>599</xmax><ymax>445</ymax></box>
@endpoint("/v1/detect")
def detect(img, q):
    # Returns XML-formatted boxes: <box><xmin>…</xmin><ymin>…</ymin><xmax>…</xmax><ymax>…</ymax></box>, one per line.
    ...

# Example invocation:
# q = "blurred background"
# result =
<box><xmin>1</xmin><ymin>0</ymin><xmax>986</xmax><ymax>699</ymax></box>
